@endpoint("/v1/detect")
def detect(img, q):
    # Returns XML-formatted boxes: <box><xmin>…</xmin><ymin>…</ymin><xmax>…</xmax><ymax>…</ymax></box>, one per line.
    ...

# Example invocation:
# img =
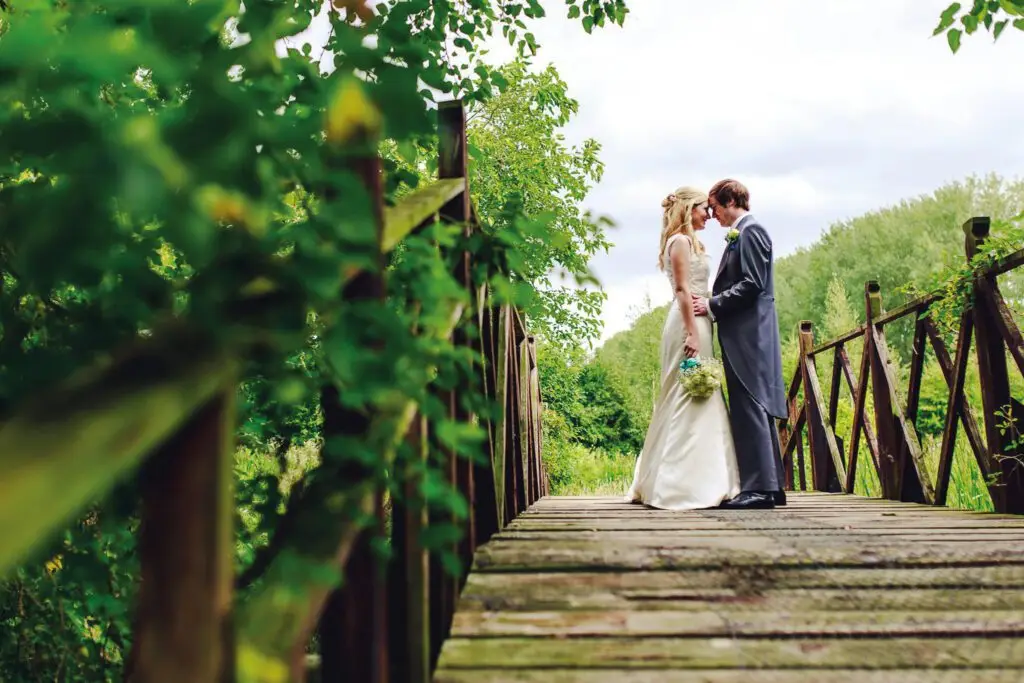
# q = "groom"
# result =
<box><xmin>693</xmin><ymin>179</ymin><xmax>788</xmax><ymax>510</ymax></box>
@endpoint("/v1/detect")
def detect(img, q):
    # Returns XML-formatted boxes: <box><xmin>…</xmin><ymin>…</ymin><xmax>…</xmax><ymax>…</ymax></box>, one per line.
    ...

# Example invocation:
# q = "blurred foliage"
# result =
<box><xmin>0</xmin><ymin>0</ymin><xmax>626</xmax><ymax>679</ymax></box>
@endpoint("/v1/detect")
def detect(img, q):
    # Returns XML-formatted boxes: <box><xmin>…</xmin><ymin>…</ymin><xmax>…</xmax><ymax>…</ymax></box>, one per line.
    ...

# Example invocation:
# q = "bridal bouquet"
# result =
<box><xmin>678</xmin><ymin>357</ymin><xmax>724</xmax><ymax>399</ymax></box>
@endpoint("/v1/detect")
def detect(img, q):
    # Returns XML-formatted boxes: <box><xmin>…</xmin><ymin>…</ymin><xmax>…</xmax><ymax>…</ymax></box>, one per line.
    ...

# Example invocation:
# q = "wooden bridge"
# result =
<box><xmin>2</xmin><ymin>97</ymin><xmax>1024</xmax><ymax>681</ymax></box>
<box><xmin>431</xmin><ymin>215</ymin><xmax>1024</xmax><ymax>679</ymax></box>
<box><xmin>436</xmin><ymin>494</ymin><xmax>1024</xmax><ymax>680</ymax></box>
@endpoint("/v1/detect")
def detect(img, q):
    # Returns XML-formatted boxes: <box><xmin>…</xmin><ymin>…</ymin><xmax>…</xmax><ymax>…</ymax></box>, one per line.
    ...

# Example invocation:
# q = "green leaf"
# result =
<box><xmin>582</xmin><ymin>16</ymin><xmax>594</xmax><ymax>33</ymax></box>
<box><xmin>934</xmin><ymin>2</ymin><xmax>962</xmax><ymax>34</ymax></box>
<box><xmin>568</xmin><ymin>5</ymin><xmax>581</xmax><ymax>19</ymax></box>
<box><xmin>994</xmin><ymin>18</ymin><xmax>1009</xmax><ymax>38</ymax></box>
<box><xmin>947</xmin><ymin>27</ymin><xmax>963</xmax><ymax>52</ymax></box>
<box><xmin>1000</xmin><ymin>0</ymin><xmax>1023</xmax><ymax>15</ymax></box>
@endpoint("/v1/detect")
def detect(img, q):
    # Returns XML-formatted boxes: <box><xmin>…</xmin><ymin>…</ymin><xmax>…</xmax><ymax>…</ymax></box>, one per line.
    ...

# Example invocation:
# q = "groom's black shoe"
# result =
<box><xmin>719</xmin><ymin>491</ymin><xmax>775</xmax><ymax>510</ymax></box>
<box><xmin>773</xmin><ymin>489</ymin><xmax>787</xmax><ymax>507</ymax></box>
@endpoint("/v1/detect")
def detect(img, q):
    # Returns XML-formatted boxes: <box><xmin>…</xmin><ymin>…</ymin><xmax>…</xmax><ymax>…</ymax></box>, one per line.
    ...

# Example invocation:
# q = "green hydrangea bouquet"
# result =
<box><xmin>678</xmin><ymin>357</ymin><xmax>724</xmax><ymax>399</ymax></box>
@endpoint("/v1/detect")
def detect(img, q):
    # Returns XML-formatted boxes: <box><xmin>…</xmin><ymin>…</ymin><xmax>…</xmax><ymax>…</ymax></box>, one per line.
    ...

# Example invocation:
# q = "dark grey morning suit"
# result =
<box><xmin>709</xmin><ymin>214</ymin><xmax>788</xmax><ymax>492</ymax></box>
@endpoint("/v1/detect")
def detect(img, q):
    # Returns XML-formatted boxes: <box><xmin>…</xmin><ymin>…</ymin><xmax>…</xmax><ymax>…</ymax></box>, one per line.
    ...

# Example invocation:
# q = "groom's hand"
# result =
<box><xmin>692</xmin><ymin>294</ymin><xmax>709</xmax><ymax>317</ymax></box>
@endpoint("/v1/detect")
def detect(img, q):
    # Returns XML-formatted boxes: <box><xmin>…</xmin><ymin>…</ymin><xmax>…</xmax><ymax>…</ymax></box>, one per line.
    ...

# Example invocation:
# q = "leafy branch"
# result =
<box><xmin>934</xmin><ymin>0</ymin><xmax>1024</xmax><ymax>52</ymax></box>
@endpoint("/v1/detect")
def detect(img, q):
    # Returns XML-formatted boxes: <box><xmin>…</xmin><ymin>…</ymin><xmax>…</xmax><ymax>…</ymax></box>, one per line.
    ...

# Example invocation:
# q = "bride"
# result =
<box><xmin>625</xmin><ymin>186</ymin><xmax>740</xmax><ymax>510</ymax></box>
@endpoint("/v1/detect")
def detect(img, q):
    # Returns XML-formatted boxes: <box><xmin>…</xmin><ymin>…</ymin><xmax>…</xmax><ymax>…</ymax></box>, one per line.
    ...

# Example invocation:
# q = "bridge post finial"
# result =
<box><xmin>963</xmin><ymin>216</ymin><xmax>991</xmax><ymax>260</ymax></box>
<box><xmin>864</xmin><ymin>280</ymin><xmax>882</xmax><ymax>321</ymax></box>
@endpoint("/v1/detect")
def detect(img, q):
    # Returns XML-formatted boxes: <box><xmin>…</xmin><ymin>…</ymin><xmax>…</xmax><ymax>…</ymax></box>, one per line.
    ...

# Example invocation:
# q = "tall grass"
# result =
<box><xmin>234</xmin><ymin>440</ymin><xmax>322</xmax><ymax>562</ymax></box>
<box><xmin>543</xmin><ymin>441</ymin><xmax>635</xmax><ymax>496</ymax></box>
<box><xmin>549</xmin><ymin>420</ymin><xmax>995</xmax><ymax>510</ymax></box>
<box><xmin>794</xmin><ymin>423</ymin><xmax>994</xmax><ymax>512</ymax></box>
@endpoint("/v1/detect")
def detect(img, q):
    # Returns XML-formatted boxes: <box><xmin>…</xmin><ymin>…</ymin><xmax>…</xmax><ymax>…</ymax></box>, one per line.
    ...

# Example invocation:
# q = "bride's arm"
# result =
<box><xmin>669</xmin><ymin>236</ymin><xmax>701</xmax><ymax>357</ymax></box>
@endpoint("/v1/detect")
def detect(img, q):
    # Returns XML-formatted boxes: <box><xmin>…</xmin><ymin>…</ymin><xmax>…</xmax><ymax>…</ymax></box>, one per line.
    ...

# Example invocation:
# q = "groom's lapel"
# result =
<box><xmin>714</xmin><ymin>246</ymin><xmax>730</xmax><ymax>282</ymax></box>
<box><xmin>715</xmin><ymin>215</ymin><xmax>752</xmax><ymax>282</ymax></box>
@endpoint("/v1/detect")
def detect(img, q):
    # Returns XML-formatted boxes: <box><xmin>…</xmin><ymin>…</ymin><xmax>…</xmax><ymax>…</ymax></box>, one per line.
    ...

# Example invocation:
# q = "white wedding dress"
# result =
<box><xmin>625</xmin><ymin>234</ymin><xmax>741</xmax><ymax>510</ymax></box>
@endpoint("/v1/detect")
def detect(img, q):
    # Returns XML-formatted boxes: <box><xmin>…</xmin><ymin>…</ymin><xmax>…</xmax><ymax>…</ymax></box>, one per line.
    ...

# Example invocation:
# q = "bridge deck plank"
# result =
<box><xmin>435</xmin><ymin>493</ymin><xmax>1024</xmax><ymax>680</ymax></box>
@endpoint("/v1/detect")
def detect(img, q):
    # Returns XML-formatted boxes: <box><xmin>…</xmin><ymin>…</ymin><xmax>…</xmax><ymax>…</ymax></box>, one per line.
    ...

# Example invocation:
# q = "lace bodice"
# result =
<box><xmin>663</xmin><ymin>234</ymin><xmax>711</xmax><ymax>298</ymax></box>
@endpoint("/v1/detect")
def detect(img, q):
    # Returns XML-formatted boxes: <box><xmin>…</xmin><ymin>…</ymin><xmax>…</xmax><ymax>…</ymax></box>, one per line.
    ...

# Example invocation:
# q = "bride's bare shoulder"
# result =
<box><xmin>665</xmin><ymin>233</ymin><xmax>693</xmax><ymax>254</ymax></box>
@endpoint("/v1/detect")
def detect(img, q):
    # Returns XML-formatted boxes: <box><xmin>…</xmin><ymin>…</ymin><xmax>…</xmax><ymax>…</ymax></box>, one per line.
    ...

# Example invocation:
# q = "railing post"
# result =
<box><xmin>779</xmin><ymin>372</ymin><xmax>802</xmax><ymax>490</ymax></box>
<box><xmin>864</xmin><ymin>282</ymin><xmax>933</xmax><ymax>503</ymax></box>
<box><xmin>865</xmin><ymin>282</ymin><xmax>901</xmax><ymax>500</ymax></box>
<box><xmin>482</xmin><ymin>300</ymin><xmax>508</xmax><ymax>532</ymax></box>
<box><xmin>510</xmin><ymin>310</ymin><xmax>529</xmax><ymax>515</ymax></box>
<box><xmin>389</xmin><ymin>414</ymin><xmax>431</xmax><ymax>683</ymax></box>
<box><xmin>317</xmin><ymin>120</ymin><xmax>388</xmax><ymax>683</ymax></box>
<box><xmin>125</xmin><ymin>386</ymin><xmax>237</xmax><ymax>683</ymax></box>
<box><xmin>439</xmin><ymin>99</ymin><xmax>476</xmax><ymax>556</ymax></box>
<box><xmin>425</xmin><ymin>99</ymin><xmax>473</xmax><ymax>670</ymax></box>
<box><xmin>527</xmin><ymin>336</ymin><xmax>545</xmax><ymax>500</ymax></box>
<box><xmin>964</xmin><ymin>216</ymin><xmax>1024</xmax><ymax>513</ymax></box>
<box><xmin>473</xmin><ymin>286</ymin><xmax>502</xmax><ymax>545</ymax></box>
<box><xmin>798</xmin><ymin>322</ymin><xmax>843</xmax><ymax>492</ymax></box>
<box><xmin>494</xmin><ymin>305</ymin><xmax>512</xmax><ymax>527</ymax></box>
<box><xmin>518</xmin><ymin>333</ymin><xmax>534</xmax><ymax>506</ymax></box>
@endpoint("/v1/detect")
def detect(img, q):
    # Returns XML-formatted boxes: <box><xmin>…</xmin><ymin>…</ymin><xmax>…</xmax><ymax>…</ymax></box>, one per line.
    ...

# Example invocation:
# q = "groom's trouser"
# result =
<box><xmin>722</xmin><ymin>353</ymin><xmax>785</xmax><ymax>492</ymax></box>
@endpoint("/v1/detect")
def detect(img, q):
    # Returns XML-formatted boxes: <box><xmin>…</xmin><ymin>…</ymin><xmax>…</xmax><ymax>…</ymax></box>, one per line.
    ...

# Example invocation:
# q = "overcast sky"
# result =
<box><xmin>284</xmin><ymin>1</ymin><xmax>1024</xmax><ymax>344</ymax></box>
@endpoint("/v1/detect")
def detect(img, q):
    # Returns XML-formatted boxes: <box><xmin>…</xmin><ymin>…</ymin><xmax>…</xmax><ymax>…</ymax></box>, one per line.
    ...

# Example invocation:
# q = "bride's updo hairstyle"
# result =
<box><xmin>658</xmin><ymin>186</ymin><xmax>707</xmax><ymax>269</ymax></box>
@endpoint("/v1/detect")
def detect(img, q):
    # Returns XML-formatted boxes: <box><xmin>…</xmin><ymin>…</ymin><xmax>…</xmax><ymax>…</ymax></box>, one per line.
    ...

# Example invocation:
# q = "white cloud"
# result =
<box><xmin>277</xmin><ymin>2</ymin><xmax>1024</xmax><ymax>343</ymax></box>
<box><xmin>487</xmin><ymin>1</ymin><xmax>1024</xmax><ymax>342</ymax></box>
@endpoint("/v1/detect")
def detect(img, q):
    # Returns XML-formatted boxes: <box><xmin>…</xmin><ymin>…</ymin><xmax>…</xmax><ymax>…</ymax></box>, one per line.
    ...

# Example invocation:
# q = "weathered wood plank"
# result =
<box><xmin>809</xmin><ymin>324</ymin><xmax>866</xmax><ymax>356</ymax></box>
<box><xmin>437</xmin><ymin>636</ymin><xmax>1024</xmax><ymax>669</ymax></box>
<box><xmin>498</xmin><ymin>531</ymin><xmax>1024</xmax><ymax>543</ymax></box>
<box><xmin>457</xmin><ymin>586</ymin><xmax>1024</xmax><ymax>613</ymax></box>
<box><xmin>508</xmin><ymin>521</ymin><xmax>1024</xmax><ymax>532</ymax></box>
<box><xmin>444</xmin><ymin>494</ymin><xmax>1024</xmax><ymax>675</ymax></box>
<box><xmin>473</xmin><ymin>540</ymin><xmax>1024</xmax><ymax>571</ymax></box>
<box><xmin>460</xmin><ymin>566</ymin><xmax>1024</xmax><ymax>597</ymax></box>
<box><xmin>381</xmin><ymin>178</ymin><xmax>465</xmax><ymax>252</ymax></box>
<box><xmin>450</xmin><ymin>609</ymin><xmax>1024</xmax><ymax>637</ymax></box>
<box><xmin>436</xmin><ymin>670</ymin><xmax>1024</xmax><ymax>683</ymax></box>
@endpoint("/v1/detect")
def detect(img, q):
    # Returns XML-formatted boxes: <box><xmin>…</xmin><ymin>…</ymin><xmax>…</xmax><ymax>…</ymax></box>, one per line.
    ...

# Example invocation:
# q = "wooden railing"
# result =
<box><xmin>0</xmin><ymin>100</ymin><xmax>546</xmax><ymax>682</ymax></box>
<box><xmin>779</xmin><ymin>216</ymin><xmax>1024</xmax><ymax>514</ymax></box>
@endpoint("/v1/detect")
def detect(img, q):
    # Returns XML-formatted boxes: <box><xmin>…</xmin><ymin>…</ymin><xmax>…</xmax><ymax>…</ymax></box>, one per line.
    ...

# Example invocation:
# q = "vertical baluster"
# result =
<box><xmin>865</xmin><ymin>283</ymin><xmax>901</xmax><ymax>500</ymax></box>
<box><xmin>389</xmin><ymin>413</ymin><xmax>431</xmax><ymax>683</ymax></box>
<box><xmin>799</xmin><ymin>322</ymin><xmax>844</xmax><ymax>491</ymax></box>
<box><xmin>964</xmin><ymin>216</ymin><xmax>1024</xmax><ymax>513</ymax></box>
<box><xmin>475</xmin><ymin>295</ymin><xmax>502</xmax><ymax>543</ymax></box>
<box><xmin>317</xmin><ymin>129</ymin><xmax>388</xmax><ymax>683</ymax></box>
<box><xmin>495</xmin><ymin>306</ymin><xmax>513</xmax><ymax>527</ymax></box>
<box><xmin>438</xmin><ymin>100</ymin><xmax>478</xmax><ymax>569</ymax></box>
<box><xmin>126</xmin><ymin>385</ymin><xmax>237</xmax><ymax>683</ymax></box>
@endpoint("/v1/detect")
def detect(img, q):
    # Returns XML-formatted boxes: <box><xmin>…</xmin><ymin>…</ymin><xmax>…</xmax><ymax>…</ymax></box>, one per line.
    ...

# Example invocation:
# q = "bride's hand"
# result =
<box><xmin>684</xmin><ymin>333</ymin><xmax>700</xmax><ymax>358</ymax></box>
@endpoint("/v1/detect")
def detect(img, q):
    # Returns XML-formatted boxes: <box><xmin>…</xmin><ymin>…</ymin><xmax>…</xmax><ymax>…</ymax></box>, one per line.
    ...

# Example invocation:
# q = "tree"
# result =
<box><xmin>595</xmin><ymin>303</ymin><xmax>668</xmax><ymax>433</ymax></box>
<box><xmin>775</xmin><ymin>174</ymin><xmax>1024</xmax><ymax>360</ymax></box>
<box><xmin>823</xmin><ymin>274</ymin><xmax>860</xmax><ymax>339</ymax></box>
<box><xmin>468</xmin><ymin>61</ymin><xmax>611</xmax><ymax>343</ymax></box>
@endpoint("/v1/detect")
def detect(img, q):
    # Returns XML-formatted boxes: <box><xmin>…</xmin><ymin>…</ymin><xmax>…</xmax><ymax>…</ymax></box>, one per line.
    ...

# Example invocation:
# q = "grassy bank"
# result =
<box><xmin>545</xmin><ymin>423</ymin><xmax>994</xmax><ymax>510</ymax></box>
